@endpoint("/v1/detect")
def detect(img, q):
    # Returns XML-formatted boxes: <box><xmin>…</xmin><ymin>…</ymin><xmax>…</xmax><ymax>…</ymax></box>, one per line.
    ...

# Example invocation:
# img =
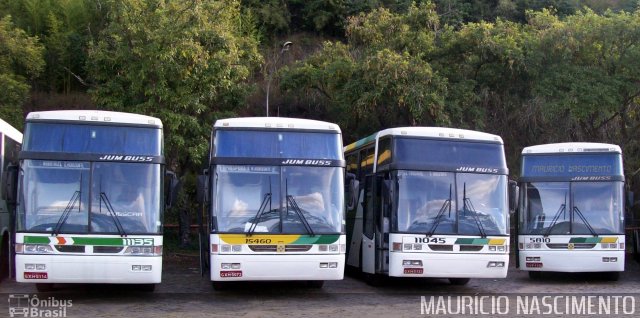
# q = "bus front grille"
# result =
<box><xmin>54</xmin><ymin>245</ymin><xmax>85</xmax><ymax>253</ymax></box>
<box><xmin>248</xmin><ymin>245</ymin><xmax>313</xmax><ymax>252</ymax></box>
<box><xmin>428</xmin><ymin>244</ymin><xmax>453</xmax><ymax>251</ymax></box>
<box><xmin>93</xmin><ymin>246</ymin><xmax>125</xmax><ymax>253</ymax></box>
<box><xmin>546</xmin><ymin>243</ymin><xmax>596</xmax><ymax>249</ymax></box>
<box><xmin>459</xmin><ymin>245</ymin><xmax>484</xmax><ymax>252</ymax></box>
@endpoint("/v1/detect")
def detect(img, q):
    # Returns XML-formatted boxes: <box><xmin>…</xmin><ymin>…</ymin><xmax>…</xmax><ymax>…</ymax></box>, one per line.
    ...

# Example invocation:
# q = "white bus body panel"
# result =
<box><xmin>210</xmin><ymin>234</ymin><xmax>345</xmax><ymax>281</ymax></box>
<box><xmin>388</xmin><ymin>234</ymin><xmax>509</xmax><ymax>278</ymax></box>
<box><xmin>518</xmin><ymin>235</ymin><xmax>625</xmax><ymax>272</ymax></box>
<box><xmin>16</xmin><ymin>255</ymin><xmax>162</xmax><ymax>284</ymax></box>
<box><xmin>211</xmin><ymin>254</ymin><xmax>344</xmax><ymax>281</ymax></box>
<box><xmin>15</xmin><ymin>234</ymin><xmax>162</xmax><ymax>284</ymax></box>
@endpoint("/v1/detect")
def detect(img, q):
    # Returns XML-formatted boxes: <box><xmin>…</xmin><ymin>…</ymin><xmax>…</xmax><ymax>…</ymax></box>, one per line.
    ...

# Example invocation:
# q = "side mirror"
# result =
<box><xmin>197</xmin><ymin>170</ymin><xmax>209</xmax><ymax>204</ymax></box>
<box><xmin>509</xmin><ymin>180</ymin><xmax>519</xmax><ymax>213</ymax></box>
<box><xmin>165</xmin><ymin>171</ymin><xmax>179</xmax><ymax>208</ymax></box>
<box><xmin>346</xmin><ymin>173</ymin><xmax>359</xmax><ymax>210</ymax></box>
<box><xmin>4</xmin><ymin>164</ymin><xmax>19</xmax><ymax>206</ymax></box>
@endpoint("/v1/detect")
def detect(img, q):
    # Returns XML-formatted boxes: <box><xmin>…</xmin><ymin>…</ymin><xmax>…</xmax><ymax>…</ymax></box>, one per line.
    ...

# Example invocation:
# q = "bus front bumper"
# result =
<box><xmin>16</xmin><ymin>254</ymin><xmax>162</xmax><ymax>284</ymax></box>
<box><xmin>211</xmin><ymin>254</ymin><xmax>344</xmax><ymax>281</ymax></box>
<box><xmin>389</xmin><ymin>252</ymin><xmax>509</xmax><ymax>278</ymax></box>
<box><xmin>519</xmin><ymin>250</ymin><xmax>624</xmax><ymax>272</ymax></box>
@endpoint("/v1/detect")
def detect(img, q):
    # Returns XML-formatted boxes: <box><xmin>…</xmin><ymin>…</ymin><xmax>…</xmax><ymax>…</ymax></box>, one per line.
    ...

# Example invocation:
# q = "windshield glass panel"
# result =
<box><xmin>394</xmin><ymin>138</ymin><xmax>506</xmax><ymax>169</ymax></box>
<box><xmin>17</xmin><ymin>160</ymin><xmax>162</xmax><ymax>234</ymax></box>
<box><xmin>396</xmin><ymin>171</ymin><xmax>455</xmax><ymax>233</ymax></box>
<box><xmin>214</xmin><ymin>130</ymin><xmax>342</xmax><ymax>159</ymax></box>
<box><xmin>17</xmin><ymin>160</ymin><xmax>90</xmax><ymax>232</ymax></box>
<box><xmin>283</xmin><ymin>166</ymin><xmax>343</xmax><ymax>233</ymax></box>
<box><xmin>457</xmin><ymin>174</ymin><xmax>507</xmax><ymax>235</ymax></box>
<box><xmin>395</xmin><ymin>170</ymin><xmax>508</xmax><ymax>235</ymax></box>
<box><xmin>215</xmin><ymin>166</ymin><xmax>281</xmax><ymax>233</ymax></box>
<box><xmin>214</xmin><ymin>165</ymin><xmax>343</xmax><ymax>234</ymax></box>
<box><xmin>572</xmin><ymin>182</ymin><xmax>624</xmax><ymax>234</ymax></box>
<box><xmin>521</xmin><ymin>182</ymin><xmax>570</xmax><ymax>234</ymax></box>
<box><xmin>91</xmin><ymin>163</ymin><xmax>162</xmax><ymax>233</ymax></box>
<box><xmin>24</xmin><ymin>123</ymin><xmax>161</xmax><ymax>155</ymax></box>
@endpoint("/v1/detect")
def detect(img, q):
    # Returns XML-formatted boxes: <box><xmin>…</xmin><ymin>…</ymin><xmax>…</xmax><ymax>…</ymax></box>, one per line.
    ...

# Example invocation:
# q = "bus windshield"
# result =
<box><xmin>214</xmin><ymin>130</ymin><xmax>342</xmax><ymax>159</ymax></box>
<box><xmin>24</xmin><ymin>122</ymin><xmax>161</xmax><ymax>155</ymax></box>
<box><xmin>521</xmin><ymin>181</ymin><xmax>624</xmax><ymax>235</ymax></box>
<box><xmin>17</xmin><ymin>159</ymin><xmax>162</xmax><ymax>234</ymax></box>
<box><xmin>214</xmin><ymin>165</ymin><xmax>343</xmax><ymax>234</ymax></box>
<box><xmin>395</xmin><ymin>170</ymin><xmax>507</xmax><ymax>235</ymax></box>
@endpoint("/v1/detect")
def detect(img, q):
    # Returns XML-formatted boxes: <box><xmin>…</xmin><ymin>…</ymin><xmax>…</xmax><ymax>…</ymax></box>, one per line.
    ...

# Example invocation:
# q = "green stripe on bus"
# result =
<box><xmin>71</xmin><ymin>237</ymin><xmax>126</xmax><ymax>246</ymax></box>
<box><xmin>569</xmin><ymin>237</ymin><xmax>601</xmax><ymax>244</ymax></box>
<box><xmin>455</xmin><ymin>238</ymin><xmax>489</xmax><ymax>245</ymax></box>
<box><xmin>23</xmin><ymin>236</ymin><xmax>50</xmax><ymax>244</ymax></box>
<box><xmin>293</xmin><ymin>235</ymin><xmax>340</xmax><ymax>244</ymax></box>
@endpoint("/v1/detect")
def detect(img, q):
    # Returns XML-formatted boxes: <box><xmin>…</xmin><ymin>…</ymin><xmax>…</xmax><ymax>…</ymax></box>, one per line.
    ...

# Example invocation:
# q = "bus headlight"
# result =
<box><xmin>23</xmin><ymin>244</ymin><xmax>53</xmax><ymax>254</ymax></box>
<box><xmin>124</xmin><ymin>246</ymin><xmax>162</xmax><ymax>256</ymax></box>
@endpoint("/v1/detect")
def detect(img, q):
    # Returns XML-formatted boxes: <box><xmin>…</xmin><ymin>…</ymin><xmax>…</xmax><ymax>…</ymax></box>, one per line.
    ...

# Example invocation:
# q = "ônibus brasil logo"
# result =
<box><xmin>8</xmin><ymin>294</ymin><xmax>72</xmax><ymax>318</ymax></box>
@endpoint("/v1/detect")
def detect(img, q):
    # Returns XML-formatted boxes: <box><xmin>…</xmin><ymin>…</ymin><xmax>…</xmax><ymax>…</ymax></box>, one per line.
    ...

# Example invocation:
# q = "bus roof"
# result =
<box><xmin>345</xmin><ymin>127</ymin><xmax>503</xmax><ymax>152</ymax></box>
<box><xmin>214</xmin><ymin>117</ymin><xmax>341</xmax><ymax>133</ymax></box>
<box><xmin>26</xmin><ymin>110</ymin><xmax>163</xmax><ymax>128</ymax></box>
<box><xmin>522</xmin><ymin>142</ymin><xmax>621</xmax><ymax>154</ymax></box>
<box><xmin>0</xmin><ymin>118</ymin><xmax>23</xmax><ymax>143</ymax></box>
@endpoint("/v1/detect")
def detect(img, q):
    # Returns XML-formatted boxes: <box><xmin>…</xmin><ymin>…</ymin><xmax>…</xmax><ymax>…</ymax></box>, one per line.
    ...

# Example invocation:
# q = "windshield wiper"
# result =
<box><xmin>247</xmin><ymin>193</ymin><xmax>272</xmax><ymax>236</ymax></box>
<box><xmin>426</xmin><ymin>184</ymin><xmax>452</xmax><ymax>237</ymax></box>
<box><xmin>52</xmin><ymin>190</ymin><xmax>81</xmax><ymax>236</ymax></box>
<box><xmin>285</xmin><ymin>179</ymin><xmax>315</xmax><ymax>236</ymax></box>
<box><xmin>544</xmin><ymin>194</ymin><xmax>567</xmax><ymax>237</ymax></box>
<box><xmin>247</xmin><ymin>177</ymin><xmax>272</xmax><ymax>236</ymax></box>
<box><xmin>462</xmin><ymin>183</ymin><xmax>487</xmax><ymax>238</ymax></box>
<box><xmin>573</xmin><ymin>206</ymin><xmax>598</xmax><ymax>237</ymax></box>
<box><xmin>99</xmin><ymin>192</ymin><xmax>127</xmax><ymax>237</ymax></box>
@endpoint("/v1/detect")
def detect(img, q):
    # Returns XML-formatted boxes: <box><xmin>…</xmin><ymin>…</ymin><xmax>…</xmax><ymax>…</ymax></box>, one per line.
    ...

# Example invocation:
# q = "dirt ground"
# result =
<box><xmin>1</xmin><ymin>252</ymin><xmax>640</xmax><ymax>318</ymax></box>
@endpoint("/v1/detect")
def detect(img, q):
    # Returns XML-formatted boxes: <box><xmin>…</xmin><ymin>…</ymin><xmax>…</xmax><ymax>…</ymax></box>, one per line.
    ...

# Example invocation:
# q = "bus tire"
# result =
<box><xmin>528</xmin><ymin>271</ymin><xmax>542</xmax><ymax>280</ymax></box>
<box><xmin>138</xmin><ymin>284</ymin><xmax>156</xmax><ymax>292</ymax></box>
<box><xmin>0</xmin><ymin>233</ymin><xmax>9</xmax><ymax>283</ymax></box>
<box><xmin>448</xmin><ymin>278</ymin><xmax>470</xmax><ymax>286</ymax></box>
<box><xmin>606</xmin><ymin>272</ymin><xmax>620</xmax><ymax>281</ymax></box>
<box><xmin>212</xmin><ymin>281</ymin><xmax>229</xmax><ymax>291</ymax></box>
<box><xmin>307</xmin><ymin>280</ymin><xmax>325</xmax><ymax>288</ymax></box>
<box><xmin>364</xmin><ymin>273</ymin><xmax>383</xmax><ymax>286</ymax></box>
<box><xmin>36</xmin><ymin>283</ymin><xmax>55</xmax><ymax>292</ymax></box>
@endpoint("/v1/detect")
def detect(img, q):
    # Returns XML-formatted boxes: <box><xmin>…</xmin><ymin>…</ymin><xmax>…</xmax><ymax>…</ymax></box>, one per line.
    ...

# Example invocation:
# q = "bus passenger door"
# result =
<box><xmin>362</xmin><ymin>175</ymin><xmax>376</xmax><ymax>274</ymax></box>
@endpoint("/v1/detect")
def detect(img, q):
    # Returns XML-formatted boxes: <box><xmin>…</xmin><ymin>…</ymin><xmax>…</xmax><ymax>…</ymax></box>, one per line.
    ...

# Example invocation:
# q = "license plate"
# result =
<box><xmin>404</xmin><ymin>268</ymin><xmax>423</xmax><ymax>275</ymax></box>
<box><xmin>24</xmin><ymin>272</ymin><xmax>48</xmax><ymax>279</ymax></box>
<box><xmin>220</xmin><ymin>271</ymin><xmax>242</xmax><ymax>278</ymax></box>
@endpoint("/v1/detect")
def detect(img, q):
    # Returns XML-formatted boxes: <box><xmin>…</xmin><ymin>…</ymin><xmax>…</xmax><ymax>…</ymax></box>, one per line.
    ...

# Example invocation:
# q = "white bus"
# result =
<box><xmin>517</xmin><ymin>143</ymin><xmax>625</xmax><ymax>280</ymax></box>
<box><xmin>344</xmin><ymin>127</ymin><xmax>515</xmax><ymax>285</ymax></box>
<box><xmin>198</xmin><ymin>117</ymin><xmax>345</xmax><ymax>289</ymax></box>
<box><xmin>0</xmin><ymin>118</ymin><xmax>22</xmax><ymax>283</ymax></box>
<box><xmin>11</xmin><ymin>110</ymin><xmax>176</xmax><ymax>291</ymax></box>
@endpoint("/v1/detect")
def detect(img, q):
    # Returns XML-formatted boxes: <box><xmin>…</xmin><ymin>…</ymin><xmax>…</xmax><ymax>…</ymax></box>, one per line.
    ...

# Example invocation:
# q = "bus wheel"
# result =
<box><xmin>448</xmin><ymin>278</ymin><xmax>470</xmax><ymax>286</ymax></box>
<box><xmin>528</xmin><ymin>271</ymin><xmax>542</xmax><ymax>280</ymax></box>
<box><xmin>0</xmin><ymin>235</ymin><xmax>8</xmax><ymax>283</ymax></box>
<box><xmin>606</xmin><ymin>272</ymin><xmax>620</xmax><ymax>281</ymax></box>
<box><xmin>36</xmin><ymin>283</ymin><xmax>55</xmax><ymax>292</ymax></box>
<box><xmin>138</xmin><ymin>284</ymin><xmax>156</xmax><ymax>292</ymax></box>
<box><xmin>212</xmin><ymin>281</ymin><xmax>230</xmax><ymax>291</ymax></box>
<box><xmin>307</xmin><ymin>280</ymin><xmax>325</xmax><ymax>288</ymax></box>
<box><xmin>364</xmin><ymin>273</ymin><xmax>384</xmax><ymax>286</ymax></box>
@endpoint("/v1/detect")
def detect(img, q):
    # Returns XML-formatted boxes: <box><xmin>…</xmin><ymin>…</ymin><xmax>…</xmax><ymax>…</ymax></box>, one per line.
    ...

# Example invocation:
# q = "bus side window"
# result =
<box><xmin>363</xmin><ymin>175</ymin><xmax>375</xmax><ymax>239</ymax></box>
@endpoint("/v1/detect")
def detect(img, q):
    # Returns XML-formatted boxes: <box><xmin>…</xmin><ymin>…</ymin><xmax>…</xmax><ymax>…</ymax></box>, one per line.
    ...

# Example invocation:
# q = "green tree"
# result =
<box><xmin>527</xmin><ymin>8</ymin><xmax>640</xmax><ymax>174</ymax></box>
<box><xmin>87</xmin><ymin>0</ymin><xmax>261</xmax><ymax>244</ymax></box>
<box><xmin>281</xmin><ymin>3</ymin><xmax>447</xmax><ymax>141</ymax></box>
<box><xmin>0</xmin><ymin>15</ymin><xmax>44</xmax><ymax>128</ymax></box>
<box><xmin>0</xmin><ymin>0</ymin><xmax>106</xmax><ymax>93</ymax></box>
